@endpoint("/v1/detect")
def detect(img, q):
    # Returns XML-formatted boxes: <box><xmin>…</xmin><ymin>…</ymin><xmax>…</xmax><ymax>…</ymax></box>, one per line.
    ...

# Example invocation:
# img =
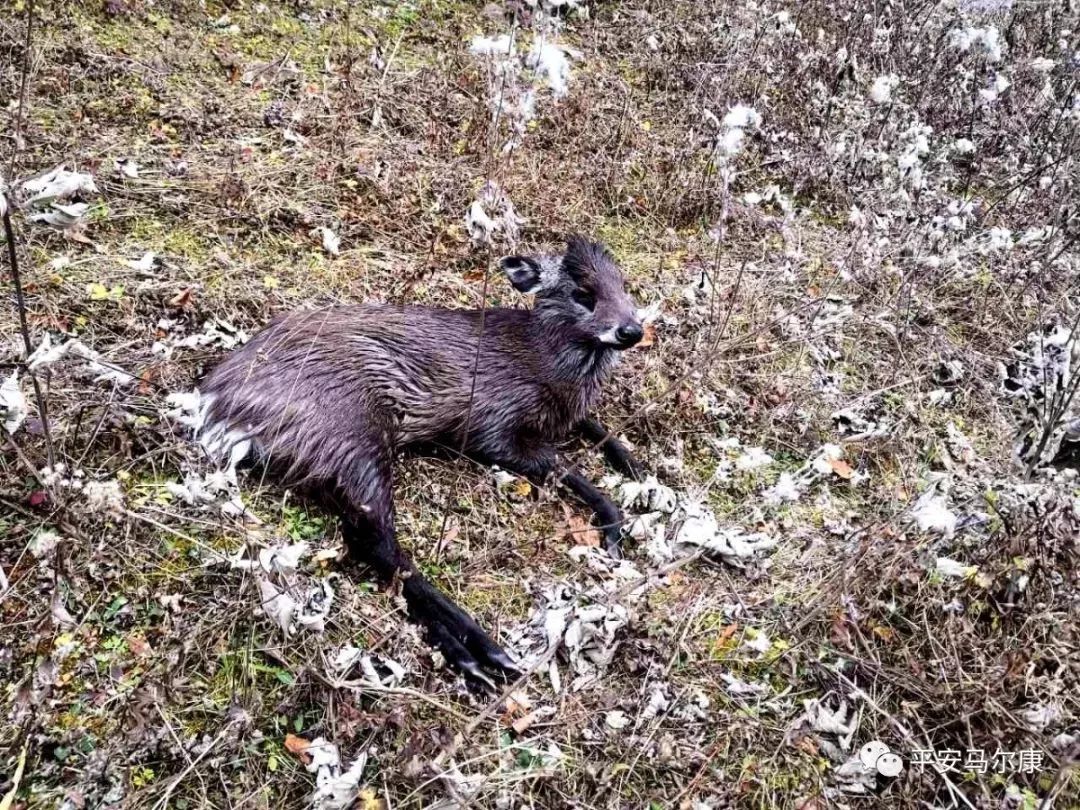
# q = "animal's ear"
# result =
<box><xmin>501</xmin><ymin>255</ymin><xmax>543</xmax><ymax>294</ymax></box>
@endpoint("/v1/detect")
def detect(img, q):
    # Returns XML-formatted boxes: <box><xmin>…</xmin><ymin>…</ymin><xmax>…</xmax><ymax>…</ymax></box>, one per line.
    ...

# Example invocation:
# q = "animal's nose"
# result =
<box><xmin>615</xmin><ymin>323</ymin><xmax>644</xmax><ymax>348</ymax></box>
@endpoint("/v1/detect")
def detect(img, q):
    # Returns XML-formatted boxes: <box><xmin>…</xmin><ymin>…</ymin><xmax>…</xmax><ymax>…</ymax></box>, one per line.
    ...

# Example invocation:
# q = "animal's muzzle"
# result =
<box><xmin>613</xmin><ymin>323</ymin><xmax>644</xmax><ymax>349</ymax></box>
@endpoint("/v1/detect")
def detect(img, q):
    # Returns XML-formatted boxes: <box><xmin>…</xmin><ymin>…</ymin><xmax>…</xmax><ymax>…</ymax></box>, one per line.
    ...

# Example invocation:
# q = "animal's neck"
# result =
<box><xmin>528</xmin><ymin>345</ymin><xmax>607</xmax><ymax>437</ymax></box>
<box><xmin>551</xmin><ymin>340</ymin><xmax>618</xmax><ymax>383</ymax></box>
<box><xmin>528</xmin><ymin>312</ymin><xmax>618</xmax><ymax>384</ymax></box>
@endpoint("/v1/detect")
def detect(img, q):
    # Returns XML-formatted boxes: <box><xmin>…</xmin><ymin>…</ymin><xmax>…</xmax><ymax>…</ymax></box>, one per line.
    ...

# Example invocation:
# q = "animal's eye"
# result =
<box><xmin>571</xmin><ymin>289</ymin><xmax>596</xmax><ymax>311</ymax></box>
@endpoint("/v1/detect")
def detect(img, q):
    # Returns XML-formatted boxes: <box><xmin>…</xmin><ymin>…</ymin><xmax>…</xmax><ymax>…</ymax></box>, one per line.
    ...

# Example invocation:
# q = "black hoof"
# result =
<box><xmin>405</xmin><ymin>581</ymin><xmax>520</xmax><ymax>689</ymax></box>
<box><xmin>427</xmin><ymin>620</ymin><xmax>519</xmax><ymax>690</ymax></box>
<box><xmin>603</xmin><ymin>529</ymin><xmax>624</xmax><ymax>559</ymax></box>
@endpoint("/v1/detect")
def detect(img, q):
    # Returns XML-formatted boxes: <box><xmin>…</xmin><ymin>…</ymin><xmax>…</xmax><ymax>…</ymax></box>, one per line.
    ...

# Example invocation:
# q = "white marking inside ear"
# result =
<box><xmin>536</xmin><ymin>255</ymin><xmax>563</xmax><ymax>291</ymax></box>
<box><xmin>598</xmin><ymin>326</ymin><xmax>622</xmax><ymax>345</ymax></box>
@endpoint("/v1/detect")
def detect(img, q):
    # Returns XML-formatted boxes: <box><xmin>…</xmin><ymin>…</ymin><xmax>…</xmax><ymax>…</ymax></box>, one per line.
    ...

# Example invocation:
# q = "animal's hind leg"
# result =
<box><xmin>335</xmin><ymin>442</ymin><xmax>519</xmax><ymax>688</ymax></box>
<box><xmin>577</xmin><ymin>416</ymin><xmax>645</xmax><ymax>480</ymax></box>
<box><xmin>341</xmin><ymin>513</ymin><xmax>520</xmax><ymax>687</ymax></box>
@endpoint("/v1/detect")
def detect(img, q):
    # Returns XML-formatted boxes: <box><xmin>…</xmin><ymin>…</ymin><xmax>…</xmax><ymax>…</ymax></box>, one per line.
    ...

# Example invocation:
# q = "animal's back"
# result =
<box><xmin>198</xmin><ymin>303</ymin><xmax>543</xmax><ymax>479</ymax></box>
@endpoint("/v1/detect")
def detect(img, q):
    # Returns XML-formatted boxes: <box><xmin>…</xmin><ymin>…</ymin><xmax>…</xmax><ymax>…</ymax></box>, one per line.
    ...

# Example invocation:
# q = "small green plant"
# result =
<box><xmin>282</xmin><ymin>505</ymin><xmax>327</xmax><ymax>541</ymax></box>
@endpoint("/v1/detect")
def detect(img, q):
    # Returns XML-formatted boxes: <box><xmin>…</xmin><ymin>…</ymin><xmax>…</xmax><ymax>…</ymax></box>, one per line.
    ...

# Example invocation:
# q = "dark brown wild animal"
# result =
<box><xmin>198</xmin><ymin>236</ymin><xmax>647</xmax><ymax>687</ymax></box>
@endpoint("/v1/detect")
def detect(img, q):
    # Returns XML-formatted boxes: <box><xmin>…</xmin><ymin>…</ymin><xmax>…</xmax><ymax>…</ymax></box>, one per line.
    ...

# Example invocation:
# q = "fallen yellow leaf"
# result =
<box><xmin>512</xmin><ymin>711</ymin><xmax>540</xmax><ymax>734</ymax></box>
<box><xmin>284</xmin><ymin>733</ymin><xmax>312</xmax><ymax>763</ymax></box>
<box><xmin>358</xmin><ymin>788</ymin><xmax>387</xmax><ymax>810</ymax></box>
<box><xmin>562</xmin><ymin>504</ymin><xmax>601</xmax><ymax>547</ymax></box>
<box><xmin>638</xmin><ymin>322</ymin><xmax>657</xmax><ymax>349</ymax></box>
<box><xmin>828</xmin><ymin>458</ymin><xmax>854</xmax><ymax>479</ymax></box>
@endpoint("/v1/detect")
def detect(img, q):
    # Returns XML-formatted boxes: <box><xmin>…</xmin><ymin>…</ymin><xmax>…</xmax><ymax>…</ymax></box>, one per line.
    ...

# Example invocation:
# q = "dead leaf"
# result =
<box><xmin>284</xmin><ymin>733</ymin><xmax>312</xmax><ymax>763</ymax></box>
<box><xmin>169</xmin><ymin>288</ymin><xmax>195</xmax><ymax>309</ymax></box>
<box><xmin>357</xmin><ymin>789</ymin><xmax>387</xmax><ymax>810</ymax></box>
<box><xmin>512</xmin><ymin>711</ymin><xmax>541</xmax><ymax>734</ymax></box>
<box><xmin>637</xmin><ymin>322</ymin><xmax>656</xmax><ymax>349</ymax></box>
<box><xmin>562</xmin><ymin>504</ymin><xmax>601</xmax><ymax>547</ymax></box>
<box><xmin>127</xmin><ymin>635</ymin><xmax>152</xmax><ymax>657</ymax></box>
<box><xmin>828</xmin><ymin>458</ymin><xmax>854</xmax><ymax>479</ymax></box>
<box><xmin>871</xmin><ymin>624</ymin><xmax>895</xmax><ymax>643</ymax></box>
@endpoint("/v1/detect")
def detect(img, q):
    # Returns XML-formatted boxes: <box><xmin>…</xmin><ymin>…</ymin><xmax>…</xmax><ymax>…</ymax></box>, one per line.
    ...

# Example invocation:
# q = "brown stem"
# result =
<box><xmin>3</xmin><ymin>198</ymin><xmax>55</xmax><ymax>468</ymax></box>
<box><xmin>8</xmin><ymin>0</ymin><xmax>35</xmax><ymax>179</ymax></box>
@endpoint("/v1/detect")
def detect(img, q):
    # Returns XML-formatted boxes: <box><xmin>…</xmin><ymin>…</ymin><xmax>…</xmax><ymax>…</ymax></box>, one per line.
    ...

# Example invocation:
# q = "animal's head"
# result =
<box><xmin>501</xmin><ymin>236</ymin><xmax>643</xmax><ymax>349</ymax></box>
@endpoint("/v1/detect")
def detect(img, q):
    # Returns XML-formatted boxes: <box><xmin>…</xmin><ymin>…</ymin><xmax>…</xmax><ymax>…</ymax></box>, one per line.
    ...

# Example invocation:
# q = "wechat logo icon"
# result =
<box><xmin>861</xmin><ymin>740</ymin><xmax>904</xmax><ymax>777</ymax></box>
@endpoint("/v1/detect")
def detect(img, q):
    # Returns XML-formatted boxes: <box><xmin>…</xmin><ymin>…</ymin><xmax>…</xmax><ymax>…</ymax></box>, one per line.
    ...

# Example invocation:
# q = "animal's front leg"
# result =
<box><xmin>577</xmin><ymin>416</ymin><xmax>645</xmax><ymax>480</ymax></box>
<box><xmin>481</xmin><ymin>444</ymin><xmax>628</xmax><ymax>558</ymax></box>
<box><xmin>557</xmin><ymin>469</ymin><xmax>627</xmax><ymax>558</ymax></box>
